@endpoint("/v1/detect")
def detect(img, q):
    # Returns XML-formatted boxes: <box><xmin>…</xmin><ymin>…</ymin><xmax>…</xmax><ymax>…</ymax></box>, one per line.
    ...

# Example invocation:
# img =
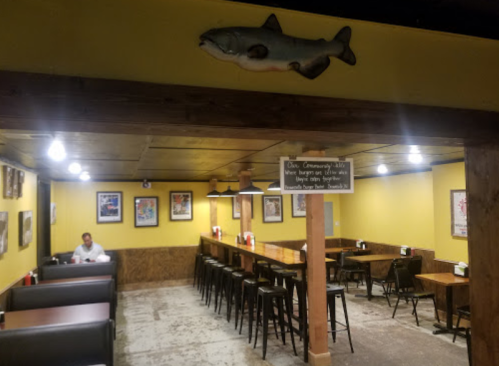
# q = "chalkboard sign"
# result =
<box><xmin>280</xmin><ymin>157</ymin><xmax>354</xmax><ymax>194</ymax></box>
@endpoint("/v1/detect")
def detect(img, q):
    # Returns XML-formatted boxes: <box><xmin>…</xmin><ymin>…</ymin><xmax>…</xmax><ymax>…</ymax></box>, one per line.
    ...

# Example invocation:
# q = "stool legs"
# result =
<box><xmin>341</xmin><ymin>292</ymin><xmax>354</xmax><ymax>353</ymax></box>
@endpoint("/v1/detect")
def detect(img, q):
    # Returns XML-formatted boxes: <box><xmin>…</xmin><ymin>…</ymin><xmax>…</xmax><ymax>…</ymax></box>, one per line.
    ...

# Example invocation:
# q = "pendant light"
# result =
<box><xmin>239</xmin><ymin>181</ymin><xmax>264</xmax><ymax>195</ymax></box>
<box><xmin>206</xmin><ymin>189</ymin><xmax>221</xmax><ymax>198</ymax></box>
<box><xmin>220</xmin><ymin>186</ymin><xmax>238</xmax><ymax>197</ymax></box>
<box><xmin>267</xmin><ymin>181</ymin><xmax>281</xmax><ymax>191</ymax></box>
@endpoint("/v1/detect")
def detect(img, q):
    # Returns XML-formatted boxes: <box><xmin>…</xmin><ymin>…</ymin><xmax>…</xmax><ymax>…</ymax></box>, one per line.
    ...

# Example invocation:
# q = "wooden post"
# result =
<box><xmin>209</xmin><ymin>179</ymin><xmax>219</xmax><ymax>258</ymax></box>
<box><xmin>303</xmin><ymin>150</ymin><xmax>331</xmax><ymax>366</ymax></box>
<box><xmin>465</xmin><ymin>146</ymin><xmax>499</xmax><ymax>366</ymax></box>
<box><xmin>239</xmin><ymin>171</ymin><xmax>253</xmax><ymax>272</ymax></box>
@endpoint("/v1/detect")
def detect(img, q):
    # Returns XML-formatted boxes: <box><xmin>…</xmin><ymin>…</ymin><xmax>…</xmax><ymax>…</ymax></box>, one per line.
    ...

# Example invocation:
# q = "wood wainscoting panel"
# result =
<box><xmin>116</xmin><ymin>246</ymin><xmax>200</xmax><ymax>286</ymax></box>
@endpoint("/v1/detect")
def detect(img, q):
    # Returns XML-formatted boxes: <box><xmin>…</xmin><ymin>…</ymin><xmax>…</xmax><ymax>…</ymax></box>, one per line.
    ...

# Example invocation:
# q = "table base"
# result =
<box><xmin>432</xmin><ymin>323</ymin><xmax>465</xmax><ymax>338</ymax></box>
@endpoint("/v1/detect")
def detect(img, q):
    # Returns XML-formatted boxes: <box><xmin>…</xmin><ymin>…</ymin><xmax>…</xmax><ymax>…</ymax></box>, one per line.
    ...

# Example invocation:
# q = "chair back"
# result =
<box><xmin>394</xmin><ymin>266</ymin><xmax>415</xmax><ymax>292</ymax></box>
<box><xmin>339</xmin><ymin>251</ymin><xmax>356</xmax><ymax>269</ymax></box>
<box><xmin>0</xmin><ymin>320</ymin><xmax>113</xmax><ymax>366</ymax></box>
<box><xmin>408</xmin><ymin>255</ymin><xmax>423</xmax><ymax>276</ymax></box>
<box><xmin>386</xmin><ymin>259</ymin><xmax>406</xmax><ymax>281</ymax></box>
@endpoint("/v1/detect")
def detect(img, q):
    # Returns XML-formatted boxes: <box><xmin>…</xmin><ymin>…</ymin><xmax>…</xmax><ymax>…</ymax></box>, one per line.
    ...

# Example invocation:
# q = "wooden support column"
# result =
<box><xmin>209</xmin><ymin>179</ymin><xmax>219</xmax><ymax>258</ymax></box>
<box><xmin>303</xmin><ymin>150</ymin><xmax>331</xmax><ymax>366</ymax></box>
<box><xmin>239</xmin><ymin>171</ymin><xmax>253</xmax><ymax>272</ymax></box>
<box><xmin>465</xmin><ymin>146</ymin><xmax>499</xmax><ymax>366</ymax></box>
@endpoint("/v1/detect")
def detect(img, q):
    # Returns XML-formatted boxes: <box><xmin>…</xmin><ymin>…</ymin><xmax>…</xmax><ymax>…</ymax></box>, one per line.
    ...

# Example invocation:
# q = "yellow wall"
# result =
<box><xmin>340</xmin><ymin>172</ymin><xmax>435</xmax><ymax>250</ymax></box>
<box><xmin>216</xmin><ymin>182</ymin><xmax>341</xmax><ymax>241</ymax></box>
<box><xmin>51</xmin><ymin>181</ymin><xmax>211</xmax><ymax>254</ymax></box>
<box><xmin>51</xmin><ymin>180</ymin><xmax>341</xmax><ymax>254</ymax></box>
<box><xmin>0</xmin><ymin>164</ymin><xmax>38</xmax><ymax>293</ymax></box>
<box><xmin>0</xmin><ymin>0</ymin><xmax>499</xmax><ymax>111</ymax></box>
<box><xmin>432</xmin><ymin>162</ymin><xmax>468</xmax><ymax>262</ymax></box>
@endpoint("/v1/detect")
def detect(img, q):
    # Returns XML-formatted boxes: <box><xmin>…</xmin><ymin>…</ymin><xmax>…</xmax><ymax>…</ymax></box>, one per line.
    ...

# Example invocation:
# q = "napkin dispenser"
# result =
<box><xmin>454</xmin><ymin>263</ymin><xmax>469</xmax><ymax>278</ymax></box>
<box><xmin>300</xmin><ymin>243</ymin><xmax>308</xmax><ymax>262</ymax></box>
<box><xmin>400</xmin><ymin>246</ymin><xmax>411</xmax><ymax>256</ymax></box>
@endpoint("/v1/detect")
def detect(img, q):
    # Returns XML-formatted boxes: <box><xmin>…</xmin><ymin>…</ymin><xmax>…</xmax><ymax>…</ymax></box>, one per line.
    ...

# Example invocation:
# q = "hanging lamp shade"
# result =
<box><xmin>206</xmin><ymin>189</ymin><xmax>221</xmax><ymax>197</ymax></box>
<box><xmin>239</xmin><ymin>181</ymin><xmax>264</xmax><ymax>195</ymax></box>
<box><xmin>220</xmin><ymin>186</ymin><xmax>238</xmax><ymax>197</ymax></box>
<box><xmin>267</xmin><ymin>181</ymin><xmax>281</xmax><ymax>191</ymax></box>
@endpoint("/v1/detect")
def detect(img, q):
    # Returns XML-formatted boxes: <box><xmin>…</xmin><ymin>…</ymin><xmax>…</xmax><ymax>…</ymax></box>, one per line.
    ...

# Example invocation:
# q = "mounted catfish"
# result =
<box><xmin>199</xmin><ymin>14</ymin><xmax>356</xmax><ymax>80</ymax></box>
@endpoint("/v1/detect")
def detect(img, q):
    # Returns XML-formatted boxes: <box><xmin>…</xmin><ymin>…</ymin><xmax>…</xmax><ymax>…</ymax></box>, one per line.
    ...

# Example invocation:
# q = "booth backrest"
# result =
<box><xmin>9</xmin><ymin>279</ymin><xmax>116</xmax><ymax>321</ymax></box>
<box><xmin>56</xmin><ymin>250</ymin><xmax>117</xmax><ymax>264</ymax></box>
<box><xmin>0</xmin><ymin>320</ymin><xmax>113</xmax><ymax>366</ymax></box>
<box><xmin>39</xmin><ymin>261</ymin><xmax>117</xmax><ymax>287</ymax></box>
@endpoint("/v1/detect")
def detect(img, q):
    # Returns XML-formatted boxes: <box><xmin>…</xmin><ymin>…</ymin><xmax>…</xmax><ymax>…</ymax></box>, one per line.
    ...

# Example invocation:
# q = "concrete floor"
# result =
<box><xmin>115</xmin><ymin>283</ymin><xmax>469</xmax><ymax>366</ymax></box>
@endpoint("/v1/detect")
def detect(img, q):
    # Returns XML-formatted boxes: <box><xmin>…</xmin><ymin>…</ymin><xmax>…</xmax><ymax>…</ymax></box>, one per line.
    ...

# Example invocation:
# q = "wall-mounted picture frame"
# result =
<box><xmin>19</xmin><ymin>210</ymin><xmax>33</xmax><ymax>247</ymax></box>
<box><xmin>12</xmin><ymin>169</ymin><xmax>19</xmax><ymax>198</ymax></box>
<box><xmin>170</xmin><ymin>191</ymin><xmax>193</xmax><ymax>221</ymax></box>
<box><xmin>97</xmin><ymin>191</ymin><xmax>123</xmax><ymax>223</ymax></box>
<box><xmin>17</xmin><ymin>170</ymin><xmax>25</xmax><ymax>198</ymax></box>
<box><xmin>451</xmin><ymin>189</ymin><xmax>467</xmax><ymax>237</ymax></box>
<box><xmin>2</xmin><ymin>166</ymin><xmax>13</xmax><ymax>198</ymax></box>
<box><xmin>232</xmin><ymin>195</ymin><xmax>254</xmax><ymax>219</ymax></box>
<box><xmin>262</xmin><ymin>195</ymin><xmax>283</xmax><ymax>223</ymax></box>
<box><xmin>0</xmin><ymin>212</ymin><xmax>8</xmax><ymax>255</ymax></box>
<box><xmin>292</xmin><ymin>193</ymin><xmax>307</xmax><ymax>218</ymax></box>
<box><xmin>50</xmin><ymin>203</ymin><xmax>57</xmax><ymax>225</ymax></box>
<box><xmin>135</xmin><ymin>196</ymin><xmax>159</xmax><ymax>227</ymax></box>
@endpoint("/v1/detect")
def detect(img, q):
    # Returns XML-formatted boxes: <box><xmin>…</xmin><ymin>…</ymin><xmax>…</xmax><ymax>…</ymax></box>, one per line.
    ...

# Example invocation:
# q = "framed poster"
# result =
<box><xmin>451</xmin><ymin>190</ymin><xmax>467</xmax><ymax>237</ymax></box>
<box><xmin>0</xmin><ymin>212</ymin><xmax>8</xmax><ymax>255</ymax></box>
<box><xmin>2</xmin><ymin>166</ymin><xmax>13</xmax><ymax>198</ymax></box>
<box><xmin>97</xmin><ymin>192</ymin><xmax>123</xmax><ymax>223</ymax></box>
<box><xmin>232</xmin><ymin>195</ymin><xmax>254</xmax><ymax>219</ymax></box>
<box><xmin>262</xmin><ymin>195</ymin><xmax>283</xmax><ymax>223</ymax></box>
<box><xmin>17</xmin><ymin>170</ymin><xmax>25</xmax><ymax>198</ymax></box>
<box><xmin>12</xmin><ymin>169</ymin><xmax>19</xmax><ymax>198</ymax></box>
<box><xmin>50</xmin><ymin>203</ymin><xmax>57</xmax><ymax>225</ymax></box>
<box><xmin>135</xmin><ymin>197</ymin><xmax>159</xmax><ymax>227</ymax></box>
<box><xmin>292</xmin><ymin>194</ymin><xmax>306</xmax><ymax>217</ymax></box>
<box><xmin>19</xmin><ymin>210</ymin><xmax>33</xmax><ymax>246</ymax></box>
<box><xmin>170</xmin><ymin>191</ymin><xmax>193</xmax><ymax>221</ymax></box>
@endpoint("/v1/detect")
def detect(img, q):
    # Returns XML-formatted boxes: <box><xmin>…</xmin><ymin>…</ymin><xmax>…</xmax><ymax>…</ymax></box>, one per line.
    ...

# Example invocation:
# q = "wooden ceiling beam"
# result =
<box><xmin>1</xmin><ymin>71</ymin><xmax>498</xmax><ymax>146</ymax></box>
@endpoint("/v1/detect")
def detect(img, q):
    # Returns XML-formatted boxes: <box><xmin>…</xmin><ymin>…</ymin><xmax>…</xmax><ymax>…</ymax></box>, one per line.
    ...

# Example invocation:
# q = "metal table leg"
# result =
<box><xmin>433</xmin><ymin>286</ymin><xmax>454</xmax><ymax>334</ymax></box>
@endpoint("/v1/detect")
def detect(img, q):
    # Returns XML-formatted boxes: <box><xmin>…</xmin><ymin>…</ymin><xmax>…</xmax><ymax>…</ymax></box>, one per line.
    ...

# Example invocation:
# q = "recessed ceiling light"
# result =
<box><xmin>408</xmin><ymin>153</ymin><xmax>423</xmax><ymax>164</ymax></box>
<box><xmin>377</xmin><ymin>164</ymin><xmax>388</xmax><ymax>174</ymax></box>
<box><xmin>68</xmin><ymin>162</ymin><xmax>82</xmax><ymax>174</ymax></box>
<box><xmin>79</xmin><ymin>171</ymin><xmax>91</xmax><ymax>181</ymax></box>
<box><xmin>47</xmin><ymin>140</ymin><xmax>66</xmax><ymax>161</ymax></box>
<box><xmin>409</xmin><ymin>145</ymin><xmax>420</xmax><ymax>154</ymax></box>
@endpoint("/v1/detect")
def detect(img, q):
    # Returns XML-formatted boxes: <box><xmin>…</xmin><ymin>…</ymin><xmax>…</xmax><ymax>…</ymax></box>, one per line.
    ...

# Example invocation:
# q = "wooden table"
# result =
<box><xmin>39</xmin><ymin>275</ymin><xmax>112</xmax><ymax>285</ymax></box>
<box><xmin>201</xmin><ymin>234</ymin><xmax>333</xmax><ymax>362</ymax></box>
<box><xmin>348</xmin><ymin>254</ymin><xmax>404</xmax><ymax>300</ymax></box>
<box><xmin>0</xmin><ymin>302</ymin><xmax>110</xmax><ymax>330</ymax></box>
<box><xmin>324</xmin><ymin>247</ymin><xmax>371</xmax><ymax>254</ymax></box>
<box><xmin>416</xmin><ymin>273</ymin><xmax>470</xmax><ymax>335</ymax></box>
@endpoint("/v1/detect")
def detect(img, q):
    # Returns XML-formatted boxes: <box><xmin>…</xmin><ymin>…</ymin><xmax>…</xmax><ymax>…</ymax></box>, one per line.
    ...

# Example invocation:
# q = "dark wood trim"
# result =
<box><xmin>1</xmin><ymin>71</ymin><xmax>499</xmax><ymax>145</ymax></box>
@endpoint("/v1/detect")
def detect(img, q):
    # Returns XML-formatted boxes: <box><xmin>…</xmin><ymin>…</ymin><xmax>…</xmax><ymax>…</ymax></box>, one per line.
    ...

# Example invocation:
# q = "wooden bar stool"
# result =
<box><xmin>326</xmin><ymin>285</ymin><xmax>354</xmax><ymax>353</ymax></box>
<box><xmin>239</xmin><ymin>277</ymin><xmax>271</xmax><ymax>343</ymax></box>
<box><xmin>253</xmin><ymin>286</ymin><xmax>297</xmax><ymax>360</ymax></box>
<box><xmin>228</xmin><ymin>271</ymin><xmax>253</xmax><ymax>326</ymax></box>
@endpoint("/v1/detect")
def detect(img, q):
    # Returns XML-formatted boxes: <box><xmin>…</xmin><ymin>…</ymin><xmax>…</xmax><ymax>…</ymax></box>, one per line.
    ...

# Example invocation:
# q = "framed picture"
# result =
<box><xmin>2</xmin><ymin>166</ymin><xmax>13</xmax><ymax>198</ymax></box>
<box><xmin>451</xmin><ymin>189</ymin><xmax>467</xmax><ymax>237</ymax></box>
<box><xmin>97</xmin><ymin>192</ymin><xmax>123</xmax><ymax>223</ymax></box>
<box><xmin>12</xmin><ymin>169</ymin><xmax>19</xmax><ymax>198</ymax></box>
<box><xmin>170</xmin><ymin>191</ymin><xmax>193</xmax><ymax>221</ymax></box>
<box><xmin>292</xmin><ymin>194</ymin><xmax>307</xmax><ymax>217</ymax></box>
<box><xmin>19</xmin><ymin>210</ymin><xmax>33</xmax><ymax>247</ymax></box>
<box><xmin>50</xmin><ymin>203</ymin><xmax>57</xmax><ymax>225</ymax></box>
<box><xmin>232</xmin><ymin>195</ymin><xmax>254</xmax><ymax>219</ymax></box>
<box><xmin>135</xmin><ymin>197</ymin><xmax>159</xmax><ymax>227</ymax></box>
<box><xmin>17</xmin><ymin>170</ymin><xmax>25</xmax><ymax>198</ymax></box>
<box><xmin>262</xmin><ymin>195</ymin><xmax>283</xmax><ymax>223</ymax></box>
<box><xmin>0</xmin><ymin>212</ymin><xmax>8</xmax><ymax>255</ymax></box>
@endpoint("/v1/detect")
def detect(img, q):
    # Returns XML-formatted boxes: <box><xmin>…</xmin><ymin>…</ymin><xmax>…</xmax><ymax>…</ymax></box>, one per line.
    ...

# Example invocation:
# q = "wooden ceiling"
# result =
<box><xmin>0</xmin><ymin>130</ymin><xmax>464</xmax><ymax>181</ymax></box>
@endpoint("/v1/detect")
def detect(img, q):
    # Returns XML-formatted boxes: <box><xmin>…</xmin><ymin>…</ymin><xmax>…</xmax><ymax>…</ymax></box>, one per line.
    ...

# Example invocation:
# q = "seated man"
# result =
<box><xmin>73</xmin><ymin>232</ymin><xmax>105</xmax><ymax>262</ymax></box>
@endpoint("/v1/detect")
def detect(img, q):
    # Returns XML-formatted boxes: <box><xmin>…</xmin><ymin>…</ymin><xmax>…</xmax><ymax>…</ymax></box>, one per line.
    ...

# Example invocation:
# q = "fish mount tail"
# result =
<box><xmin>334</xmin><ymin>26</ymin><xmax>356</xmax><ymax>66</ymax></box>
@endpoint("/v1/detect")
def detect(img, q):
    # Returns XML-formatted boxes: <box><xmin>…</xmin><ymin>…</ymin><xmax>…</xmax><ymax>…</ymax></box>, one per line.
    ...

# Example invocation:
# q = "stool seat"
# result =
<box><xmin>233</xmin><ymin>271</ymin><xmax>253</xmax><ymax>279</ymax></box>
<box><xmin>274</xmin><ymin>269</ymin><xmax>297</xmax><ymax>277</ymax></box>
<box><xmin>222</xmin><ymin>266</ymin><xmax>239</xmax><ymax>274</ymax></box>
<box><xmin>258</xmin><ymin>286</ymin><xmax>287</xmax><ymax>296</ymax></box>
<box><xmin>270</xmin><ymin>265</ymin><xmax>283</xmax><ymax>270</ymax></box>
<box><xmin>244</xmin><ymin>277</ymin><xmax>271</xmax><ymax>286</ymax></box>
<box><xmin>327</xmin><ymin>285</ymin><xmax>344</xmax><ymax>293</ymax></box>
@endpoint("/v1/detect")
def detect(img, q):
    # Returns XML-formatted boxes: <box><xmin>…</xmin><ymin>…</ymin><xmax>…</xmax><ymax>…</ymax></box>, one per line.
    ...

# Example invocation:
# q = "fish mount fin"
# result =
<box><xmin>262</xmin><ymin>14</ymin><xmax>282</xmax><ymax>33</ymax></box>
<box><xmin>247</xmin><ymin>44</ymin><xmax>269</xmax><ymax>59</ymax></box>
<box><xmin>333</xmin><ymin>26</ymin><xmax>356</xmax><ymax>66</ymax></box>
<box><xmin>293</xmin><ymin>56</ymin><xmax>331</xmax><ymax>80</ymax></box>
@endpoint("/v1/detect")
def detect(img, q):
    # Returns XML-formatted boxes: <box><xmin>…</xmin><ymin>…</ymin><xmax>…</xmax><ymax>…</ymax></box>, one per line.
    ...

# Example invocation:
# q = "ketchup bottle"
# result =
<box><xmin>24</xmin><ymin>273</ymin><xmax>32</xmax><ymax>286</ymax></box>
<box><xmin>246</xmin><ymin>235</ymin><xmax>251</xmax><ymax>246</ymax></box>
<box><xmin>216</xmin><ymin>227</ymin><xmax>219</xmax><ymax>238</ymax></box>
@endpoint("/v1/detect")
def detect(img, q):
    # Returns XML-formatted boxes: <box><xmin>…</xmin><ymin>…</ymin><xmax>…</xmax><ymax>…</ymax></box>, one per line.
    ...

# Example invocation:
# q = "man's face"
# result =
<box><xmin>83</xmin><ymin>235</ymin><xmax>93</xmax><ymax>248</ymax></box>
